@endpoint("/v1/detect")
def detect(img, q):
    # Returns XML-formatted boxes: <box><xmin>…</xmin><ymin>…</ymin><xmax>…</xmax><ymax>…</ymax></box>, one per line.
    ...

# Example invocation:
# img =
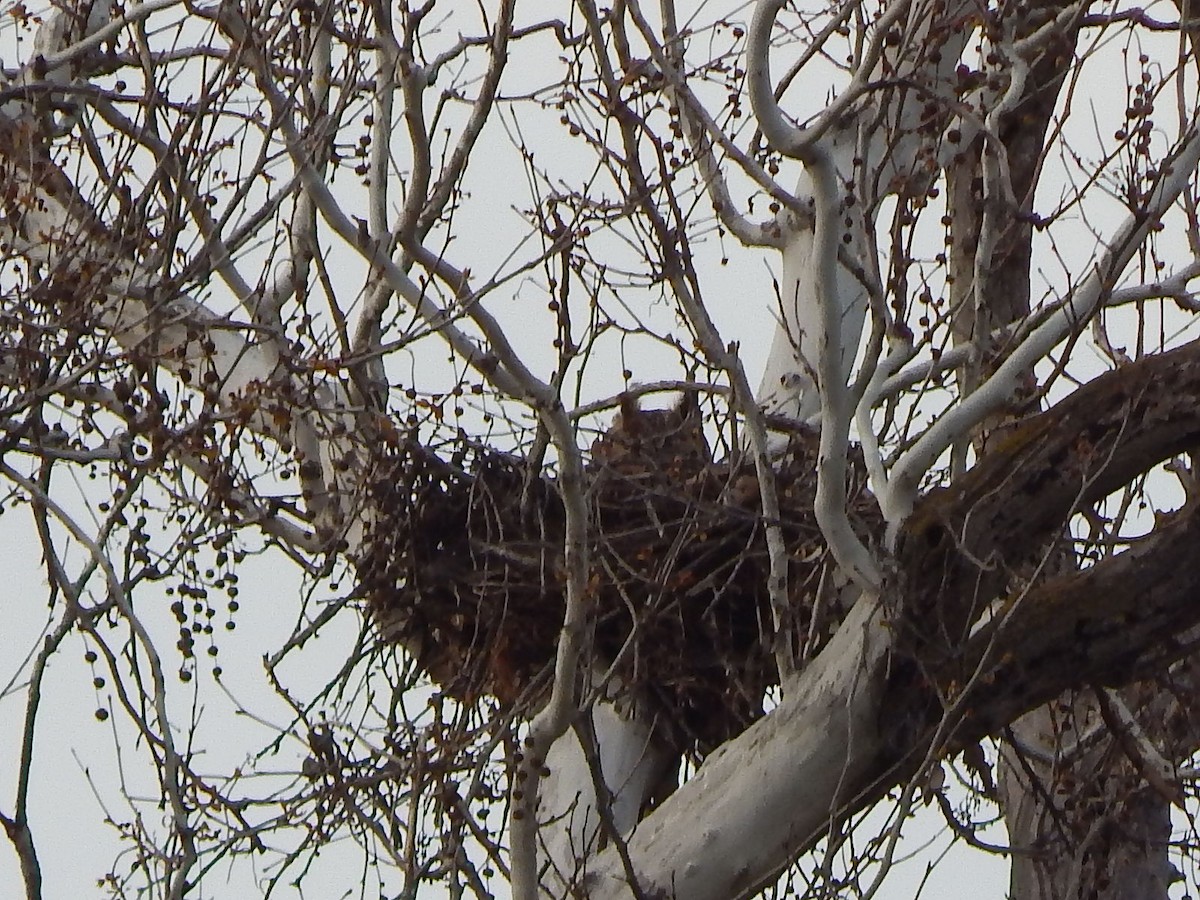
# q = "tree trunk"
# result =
<box><xmin>1000</xmin><ymin>691</ymin><xmax>1179</xmax><ymax>899</ymax></box>
<box><xmin>941</xmin><ymin>0</ymin><xmax>1176</xmax><ymax>891</ymax></box>
<box><xmin>538</xmin><ymin>696</ymin><xmax>672</xmax><ymax>895</ymax></box>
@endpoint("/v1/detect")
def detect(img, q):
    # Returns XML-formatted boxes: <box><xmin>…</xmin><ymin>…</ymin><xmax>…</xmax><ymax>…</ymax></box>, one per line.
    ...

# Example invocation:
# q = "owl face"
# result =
<box><xmin>590</xmin><ymin>393</ymin><xmax>708</xmax><ymax>473</ymax></box>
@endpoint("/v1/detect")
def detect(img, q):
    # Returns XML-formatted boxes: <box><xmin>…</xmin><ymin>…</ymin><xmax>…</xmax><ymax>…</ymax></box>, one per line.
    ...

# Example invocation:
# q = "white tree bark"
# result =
<box><xmin>537</xmin><ymin>698</ymin><xmax>673</xmax><ymax>895</ymax></box>
<box><xmin>755</xmin><ymin>139</ymin><xmax>864</xmax><ymax>427</ymax></box>
<box><xmin>580</xmin><ymin>596</ymin><xmax>890</xmax><ymax>899</ymax></box>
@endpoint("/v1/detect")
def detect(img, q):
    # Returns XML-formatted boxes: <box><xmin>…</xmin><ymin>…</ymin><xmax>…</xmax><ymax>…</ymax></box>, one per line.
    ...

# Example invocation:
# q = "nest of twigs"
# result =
<box><xmin>358</xmin><ymin>401</ymin><xmax>881</xmax><ymax>754</ymax></box>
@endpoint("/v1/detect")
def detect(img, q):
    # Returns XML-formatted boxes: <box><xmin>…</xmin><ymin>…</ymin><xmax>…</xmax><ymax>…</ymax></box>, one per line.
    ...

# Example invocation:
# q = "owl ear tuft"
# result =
<box><xmin>616</xmin><ymin>393</ymin><xmax>644</xmax><ymax>435</ymax></box>
<box><xmin>674</xmin><ymin>390</ymin><xmax>701</xmax><ymax>423</ymax></box>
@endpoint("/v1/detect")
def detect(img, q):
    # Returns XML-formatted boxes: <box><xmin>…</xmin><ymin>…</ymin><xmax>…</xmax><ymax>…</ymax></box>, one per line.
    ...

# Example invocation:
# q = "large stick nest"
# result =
<box><xmin>359</xmin><ymin>399</ymin><xmax>882</xmax><ymax>754</ymax></box>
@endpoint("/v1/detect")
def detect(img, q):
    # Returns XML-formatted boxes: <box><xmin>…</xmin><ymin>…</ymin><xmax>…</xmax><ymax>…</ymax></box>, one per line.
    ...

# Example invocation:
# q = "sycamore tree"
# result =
<box><xmin>3</xmin><ymin>0</ymin><xmax>1200</xmax><ymax>898</ymax></box>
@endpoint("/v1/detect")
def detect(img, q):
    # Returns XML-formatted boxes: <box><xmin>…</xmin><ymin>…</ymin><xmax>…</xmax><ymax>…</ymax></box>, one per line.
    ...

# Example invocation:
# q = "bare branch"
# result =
<box><xmin>889</xmin><ymin>124</ymin><xmax>1200</xmax><ymax>521</ymax></box>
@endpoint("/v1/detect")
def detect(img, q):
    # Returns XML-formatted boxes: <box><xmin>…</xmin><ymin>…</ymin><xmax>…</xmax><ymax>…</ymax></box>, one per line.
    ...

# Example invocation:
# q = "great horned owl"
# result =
<box><xmin>590</xmin><ymin>392</ymin><xmax>710</xmax><ymax>479</ymax></box>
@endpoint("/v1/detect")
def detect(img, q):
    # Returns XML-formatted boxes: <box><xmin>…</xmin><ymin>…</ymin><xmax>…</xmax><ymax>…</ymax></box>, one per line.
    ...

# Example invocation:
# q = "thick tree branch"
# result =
<box><xmin>951</xmin><ymin>504</ymin><xmax>1200</xmax><ymax>742</ymax></box>
<box><xmin>583</xmin><ymin>336</ymin><xmax>1200</xmax><ymax>899</ymax></box>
